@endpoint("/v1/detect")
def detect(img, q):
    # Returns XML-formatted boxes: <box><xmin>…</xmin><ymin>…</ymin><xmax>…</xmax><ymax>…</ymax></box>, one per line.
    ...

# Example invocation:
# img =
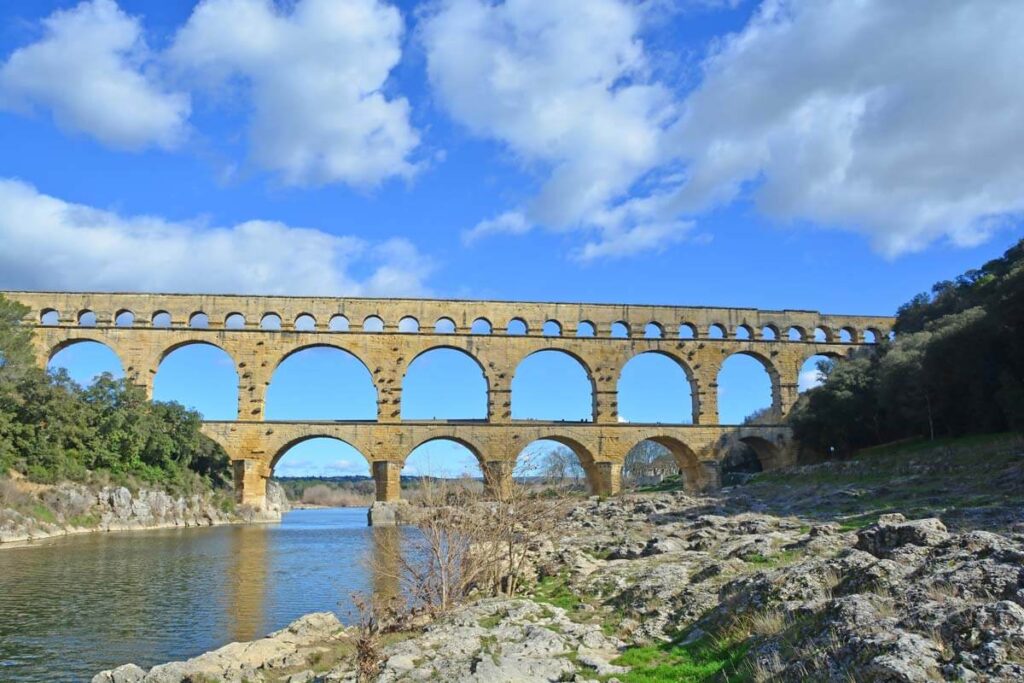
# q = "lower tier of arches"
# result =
<box><xmin>201</xmin><ymin>421</ymin><xmax>796</xmax><ymax>507</ymax></box>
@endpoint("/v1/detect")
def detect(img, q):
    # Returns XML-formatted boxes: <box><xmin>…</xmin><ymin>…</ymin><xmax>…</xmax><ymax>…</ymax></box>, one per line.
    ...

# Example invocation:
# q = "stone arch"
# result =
<box><xmin>225</xmin><ymin>312</ymin><xmax>246</xmax><ymax>329</ymax></box>
<box><xmin>189</xmin><ymin>311</ymin><xmax>209</xmax><ymax>329</ymax></box>
<box><xmin>738</xmin><ymin>435</ymin><xmax>788</xmax><ymax>471</ymax></box>
<box><xmin>787</xmin><ymin>325</ymin><xmax>807</xmax><ymax>341</ymax></box>
<box><xmin>644</xmin><ymin>322</ymin><xmax>663</xmax><ymax>339</ymax></box>
<box><xmin>679</xmin><ymin>323</ymin><xmax>697</xmax><ymax>339</ymax></box>
<box><xmin>267</xmin><ymin>344</ymin><xmax>378</xmax><ymax>421</ymax></box>
<box><xmin>610</xmin><ymin>321</ymin><xmax>630</xmax><ymax>338</ymax></box>
<box><xmin>633</xmin><ymin>436</ymin><xmax>703</xmax><ymax>491</ymax></box>
<box><xmin>152</xmin><ymin>310</ymin><xmax>171</xmax><ymax>328</ymax></box>
<box><xmin>576</xmin><ymin>321</ymin><xmax>596</xmax><ymax>337</ymax></box>
<box><xmin>761</xmin><ymin>324</ymin><xmax>779</xmax><ymax>340</ymax></box>
<box><xmin>617</xmin><ymin>350</ymin><xmax>698</xmax><ymax>424</ymax></box>
<box><xmin>864</xmin><ymin>328</ymin><xmax>881</xmax><ymax>344</ymax></box>
<box><xmin>46</xmin><ymin>338</ymin><xmax>125</xmax><ymax>377</ymax></box>
<box><xmin>260</xmin><ymin>312</ymin><xmax>282</xmax><ymax>330</ymax></box>
<box><xmin>158</xmin><ymin>338</ymin><xmax>236</xmax><ymax>366</ymax></box>
<box><xmin>78</xmin><ymin>309</ymin><xmax>97</xmax><ymax>326</ymax></box>
<box><xmin>516</xmin><ymin>435</ymin><xmax>600</xmax><ymax>493</ymax></box>
<box><xmin>511</xmin><ymin>348</ymin><xmax>596</xmax><ymax>421</ymax></box>
<box><xmin>717</xmin><ymin>350</ymin><xmax>782</xmax><ymax>423</ymax></box>
<box><xmin>294</xmin><ymin>313</ymin><xmax>316</xmax><ymax>331</ymax></box>
<box><xmin>435</xmin><ymin>317</ymin><xmax>456</xmax><ymax>333</ymax></box>
<box><xmin>736</xmin><ymin>324</ymin><xmax>753</xmax><ymax>340</ymax></box>
<box><xmin>40</xmin><ymin>308</ymin><xmax>60</xmax><ymax>325</ymax></box>
<box><xmin>400</xmin><ymin>346</ymin><xmax>489</xmax><ymax>420</ymax></box>
<box><xmin>542</xmin><ymin>320</ymin><xmax>562</xmax><ymax>336</ymax></box>
<box><xmin>269</xmin><ymin>434</ymin><xmax>372</xmax><ymax>473</ymax></box>
<box><xmin>402</xmin><ymin>435</ymin><xmax>484</xmax><ymax>467</ymax></box>
<box><xmin>507</xmin><ymin>317</ymin><xmax>528</xmax><ymax>335</ymax></box>
<box><xmin>708</xmin><ymin>323</ymin><xmax>727</xmax><ymax>339</ymax></box>
<box><xmin>813</xmin><ymin>326</ymin><xmax>832</xmax><ymax>342</ymax></box>
<box><xmin>363</xmin><ymin>315</ymin><xmax>384</xmax><ymax>332</ymax></box>
<box><xmin>399</xmin><ymin>316</ymin><xmax>420</xmax><ymax>332</ymax></box>
<box><xmin>839</xmin><ymin>326</ymin><xmax>856</xmax><ymax>343</ymax></box>
<box><xmin>154</xmin><ymin>341</ymin><xmax>239</xmax><ymax>420</ymax></box>
<box><xmin>273</xmin><ymin>342</ymin><xmax>374</xmax><ymax>377</ymax></box>
<box><xmin>471</xmin><ymin>317</ymin><xmax>492</xmax><ymax>334</ymax></box>
<box><xmin>114</xmin><ymin>309</ymin><xmax>135</xmax><ymax>327</ymax></box>
<box><xmin>329</xmin><ymin>315</ymin><xmax>350</xmax><ymax>332</ymax></box>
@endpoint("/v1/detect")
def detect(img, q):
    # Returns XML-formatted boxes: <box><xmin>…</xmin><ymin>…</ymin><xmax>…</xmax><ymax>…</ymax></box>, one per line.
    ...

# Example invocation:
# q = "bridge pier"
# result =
<box><xmin>588</xmin><ymin>462</ymin><xmax>622</xmax><ymax>497</ymax></box>
<box><xmin>233</xmin><ymin>459</ymin><xmax>268</xmax><ymax>507</ymax></box>
<box><xmin>372</xmin><ymin>461</ymin><xmax>402</xmax><ymax>502</ymax></box>
<box><xmin>482</xmin><ymin>460</ymin><xmax>514</xmax><ymax>500</ymax></box>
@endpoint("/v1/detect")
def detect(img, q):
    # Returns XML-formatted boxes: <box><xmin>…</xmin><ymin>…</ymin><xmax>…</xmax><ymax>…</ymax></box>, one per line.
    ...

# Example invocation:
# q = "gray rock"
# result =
<box><xmin>856</xmin><ymin>514</ymin><xmax>950</xmax><ymax>557</ymax></box>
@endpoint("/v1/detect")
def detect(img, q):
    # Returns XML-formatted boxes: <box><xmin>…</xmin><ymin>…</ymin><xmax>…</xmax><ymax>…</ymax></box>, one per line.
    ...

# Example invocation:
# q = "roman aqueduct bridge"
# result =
<box><xmin>5</xmin><ymin>291</ymin><xmax>893</xmax><ymax>507</ymax></box>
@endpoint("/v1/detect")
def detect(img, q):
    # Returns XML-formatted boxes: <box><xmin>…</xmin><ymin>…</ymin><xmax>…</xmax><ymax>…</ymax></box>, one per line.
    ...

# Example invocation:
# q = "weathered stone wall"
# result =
<box><xmin>5</xmin><ymin>291</ymin><xmax>893</xmax><ymax>506</ymax></box>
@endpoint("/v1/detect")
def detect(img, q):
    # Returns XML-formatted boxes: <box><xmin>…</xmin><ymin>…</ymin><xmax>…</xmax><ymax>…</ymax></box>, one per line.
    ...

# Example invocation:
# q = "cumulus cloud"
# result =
<box><xmin>798</xmin><ymin>368</ymin><xmax>824</xmax><ymax>392</ymax></box>
<box><xmin>0</xmin><ymin>0</ymin><xmax>189</xmax><ymax>150</ymax></box>
<box><xmin>0</xmin><ymin>178</ymin><xmax>432</xmax><ymax>296</ymax></box>
<box><xmin>666</xmin><ymin>0</ymin><xmax>1024</xmax><ymax>256</ymax></box>
<box><xmin>421</xmin><ymin>0</ymin><xmax>684</xmax><ymax>258</ymax></box>
<box><xmin>171</xmin><ymin>0</ymin><xmax>419</xmax><ymax>186</ymax></box>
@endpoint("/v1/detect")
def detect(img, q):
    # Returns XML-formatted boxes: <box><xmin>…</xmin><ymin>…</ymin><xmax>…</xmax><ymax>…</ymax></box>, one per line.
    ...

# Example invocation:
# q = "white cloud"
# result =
<box><xmin>798</xmin><ymin>368</ymin><xmax>824</xmax><ymax>392</ymax></box>
<box><xmin>667</xmin><ymin>0</ymin><xmax>1024</xmax><ymax>256</ymax></box>
<box><xmin>422</xmin><ymin>0</ymin><xmax>684</xmax><ymax>258</ymax></box>
<box><xmin>0</xmin><ymin>0</ymin><xmax>189</xmax><ymax>150</ymax></box>
<box><xmin>171</xmin><ymin>0</ymin><xmax>419</xmax><ymax>186</ymax></box>
<box><xmin>0</xmin><ymin>178</ymin><xmax>432</xmax><ymax>296</ymax></box>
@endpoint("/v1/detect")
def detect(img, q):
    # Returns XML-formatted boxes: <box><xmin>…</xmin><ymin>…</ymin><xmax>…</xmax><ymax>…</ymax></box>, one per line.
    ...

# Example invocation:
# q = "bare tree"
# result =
<box><xmin>622</xmin><ymin>440</ymin><xmax>678</xmax><ymax>486</ymax></box>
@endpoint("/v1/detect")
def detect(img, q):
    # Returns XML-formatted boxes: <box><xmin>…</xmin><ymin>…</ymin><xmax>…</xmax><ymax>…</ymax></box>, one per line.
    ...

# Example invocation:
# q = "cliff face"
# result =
<box><xmin>0</xmin><ymin>479</ymin><xmax>289</xmax><ymax>544</ymax></box>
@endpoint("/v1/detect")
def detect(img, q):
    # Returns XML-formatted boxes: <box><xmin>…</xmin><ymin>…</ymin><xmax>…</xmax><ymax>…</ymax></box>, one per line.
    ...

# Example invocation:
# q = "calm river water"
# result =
<box><xmin>0</xmin><ymin>508</ymin><xmax>403</xmax><ymax>682</ymax></box>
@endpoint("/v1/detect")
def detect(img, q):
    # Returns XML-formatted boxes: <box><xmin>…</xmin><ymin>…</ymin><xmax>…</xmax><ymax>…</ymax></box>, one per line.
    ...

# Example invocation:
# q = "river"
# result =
<box><xmin>0</xmin><ymin>508</ymin><xmax>404</xmax><ymax>682</ymax></box>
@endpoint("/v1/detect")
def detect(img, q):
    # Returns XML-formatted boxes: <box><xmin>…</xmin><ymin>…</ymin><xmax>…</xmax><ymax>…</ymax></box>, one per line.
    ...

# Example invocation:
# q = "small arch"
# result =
<box><xmin>542</xmin><ymin>320</ymin><xmax>562</xmax><ymax>336</ymax></box>
<box><xmin>735</xmin><ymin>324</ymin><xmax>753</xmax><ymax>340</ymax></box>
<box><xmin>506</xmin><ymin>318</ymin><xmax>527</xmax><ymax>335</ymax></box>
<box><xmin>611</xmin><ymin>321</ymin><xmax>630</xmax><ymax>338</ymax></box>
<box><xmin>678</xmin><ymin>323</ymin><xmax>696</xmax><ymax>339</ymax></box>
<box><xmin>576</xmin><ymin>321</ymin><xmax>596</xmax><ymax>337</ymax></box>
<box><xmin>839</xmin><ymin>327</ymin><xmax>855</xmax><ymax>343</ymax></box>
<box><xmin>787</xmin><ymin>326</ymin><xmax>806</xmax><ymax>341</ymax></box>
<box><xmin>644</xmin><ymin>322</ymin><xmax>663</xmax><ymax>339</ymax></box>
<box><xmin>813</xmin><ymin>326</ymin><xmax>831</xmax><ymax>343</ymax></box>
<box><xmin>363</xmin><ymin>315</ymin><xmax>384</xmax><ymax>332</ymax></box>
<box><xmin>225</xmin><ymin>313</ymin><xmax>246</xmax><ymax>329</ymax></box>
<box><xmin>261</xmin><ymin>313</ymin><xmax>282</xmax><ymax>330</ymax></box>
<box><xmin>761</xmin><ymin>325</ymin><xmax>778</xmax><ymax>340</ymax></box>
<box><xmin>152</xmin><ymin>311</ymin><xmax>171</xmax><ymax>328</ymax></box>
<box><xmin>40</xmin><ymin>309</ymin><xmax>60</xmax><ymax>326</ymax></box>
<box><xmin>708</xmin><ymin>323</ymin><xmax>726</xmax><ymax>339</ymax></box>
<box><xmin>48</xmin><ymin>339</ymin><xmax>124</xmax><ymax>386</ymax></box>
<box><xmin>399</xmin><ymin>316</ymin><xmax>420</xmax><ymax>333</ymax></box>
<box><xmin>114</xmin><ymin>310</ymin><xmax>134</xmax><ymax>327</ymax></box>
<box><xmin>864</xmin><ymin>329</ymin><xmax>880</xmax><ymax>344</ymax></box>
<box><xmin>190</xmin><ymin>312</ymin><xmax>209</xmax><ymax>329</ymax></box>
<box><xmin>434</xmin><ymin>317</ymin><xmax>456</xmax><ymax>334</ymax></box>
<box><xmin>471</xmin><ymin>318</ymin><xmax>492</xmax><ymax>334</ymax></box>
<box><xmin>294</xmin><ymin>314</ymin><xmax>316</xmax><ymax>331</ymax></box>
<box><xmin>329</xmin><ymin>315</ymin><xmax>350</xmax><ymax>332</ymax></box>
<box><xmin>78</xmin><ymin>310</ymin><xmax>97</xmax><ymax>327</ymax></box>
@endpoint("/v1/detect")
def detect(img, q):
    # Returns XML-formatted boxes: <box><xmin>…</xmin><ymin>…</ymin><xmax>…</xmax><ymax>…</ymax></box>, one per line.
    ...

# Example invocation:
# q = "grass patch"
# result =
<box><xmin>478</xmin><ymin>612</ymin><xmax>505</xmax><ymax>629</ymax></box>
<box><xmin>67</xmin><ymin>513</ymin><xmax>100</xmax><ymax>528</ymax></box>
<box><xmin>743</xmin><ymin>549</ymin><xmax>803</xmax><ymax>568</ymax></box>
<box><xmin>27</xmin><ymin>503</ymin><xmax>57</xmax><ymax>524</ymax></box>
<box><xmin>533</xmin><ymin>574</ymin><xmax>583</xmax><ymax>612</ymax></box>
<box><xmin>607</xmin><ymin>635</ymin><xmax>748</xmax><ymax>683</ymax></box>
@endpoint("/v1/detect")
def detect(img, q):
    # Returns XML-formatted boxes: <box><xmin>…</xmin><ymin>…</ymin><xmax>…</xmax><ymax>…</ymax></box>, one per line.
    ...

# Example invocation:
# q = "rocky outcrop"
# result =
<box><xmin>0</xmin><ymin>479</ymin><xmax>289</xmax><ymax>545</ymax></box>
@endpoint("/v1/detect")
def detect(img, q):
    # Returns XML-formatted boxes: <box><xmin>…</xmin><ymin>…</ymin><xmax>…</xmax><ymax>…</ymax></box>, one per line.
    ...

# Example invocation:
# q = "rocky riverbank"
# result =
<box><xmin>0</xmin><ymin>477</ymin><xmax>289</xmax><ymax>545</ymax></box>
<box><xmin>94</xmin><ymin>436</ymin><xmax>1024</xmax><ymax>682</ymax></box>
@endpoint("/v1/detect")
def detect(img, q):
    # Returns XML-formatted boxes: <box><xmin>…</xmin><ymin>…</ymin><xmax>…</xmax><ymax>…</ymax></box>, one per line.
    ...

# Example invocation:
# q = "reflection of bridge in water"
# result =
<box><xmin>6</xmin><ymin>291</ymin><xmax>893</xmax><ymax>505</ymax></box>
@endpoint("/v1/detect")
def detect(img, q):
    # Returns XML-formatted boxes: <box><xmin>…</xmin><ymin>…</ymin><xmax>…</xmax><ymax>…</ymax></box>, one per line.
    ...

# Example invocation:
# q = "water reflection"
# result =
<box><xmin>0</xmin><ymin>508</ymin><xmax>407</xmax><ymax>683</ymax></box>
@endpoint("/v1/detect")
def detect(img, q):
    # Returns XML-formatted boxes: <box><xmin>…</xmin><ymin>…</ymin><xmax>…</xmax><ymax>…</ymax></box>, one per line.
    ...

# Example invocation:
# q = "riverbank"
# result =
<box><xmin>0</xmin><ymin>476</ymin><xmax>289</xmax><ymax>545</ymax></box>
<box><xmin>94</xmin><ymin>435</ymin><xmax>1024</xmax><ymax>682</ymax></box>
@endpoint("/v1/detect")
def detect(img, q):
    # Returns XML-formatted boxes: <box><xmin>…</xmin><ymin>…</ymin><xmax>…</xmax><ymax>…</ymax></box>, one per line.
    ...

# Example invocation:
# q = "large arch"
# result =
<box><xmin>798</xmin><ymin>353</ymin><xmax>837</xmax><ymax>393</ymax></box>
<box><xmin>154</xmin><ymin>342</ymin><xmax>238</xmax><ymax>420</ymax></box>
<box><xmin>617</xmin><ymin>351</ymin><xmax>696</xmax><ymax>424</ymax></box>
<box><xmin>401</xmin><ymin>437</ymin><xmax>484</xmax><ymax>485</ymax></box>
<box><xmin>400</xmin><ymin>347</ymin><xmax>488</xmax><ymax>420</ymax></box>
<box><xmin>717</xmin><ymin>351</ymin><xmax>780</xmax><ymax>424</ymax></box>
<box><xmin>47</xmin><ymin>339</ymin><xmax>124</xmax><ymax>386</ymax></box>
<box><xmin>270</xmin><ymin>435</ymin><xmax>372</xmax><ymax>475</ymax></box>
<box><xmin>511</xmin><ymin>349</ymin><xmax>595</xmax><ymax>421</ymax></box>
<box><xmin>266</xmin><ymin>345</ymin><xmax>377</xmax><ymax>421</ymax></box>
<box><xmin>738</xmin><ymin>435</ymin><xmax>788</xmax><ymax>471</ymax></box>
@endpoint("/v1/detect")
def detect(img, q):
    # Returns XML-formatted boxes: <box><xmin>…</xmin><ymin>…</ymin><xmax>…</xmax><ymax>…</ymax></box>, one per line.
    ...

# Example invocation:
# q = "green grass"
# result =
<box><xmin>66</xmin><ymin>513</ymin><xmax>100</xmax><ymax>528</ymax></box>
<box><xmin>533</xmin><ymin>574</ymin><xmax>583</xmax><ymax>612</ymax></box>
<box><xmin>606</xmin><ymin>636</ymin><xmax>749</xmax><ymax>683</ymax></box>
<box><xmin>27</xmin><ymin>503</ymin><xmax>56</xmax><ymax>524</ymax></box>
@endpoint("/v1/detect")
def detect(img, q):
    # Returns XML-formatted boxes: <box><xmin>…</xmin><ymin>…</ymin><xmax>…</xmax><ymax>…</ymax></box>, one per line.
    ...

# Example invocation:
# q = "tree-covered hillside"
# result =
<box><xmin>791</xmin><ymin>238</ymin><xmax>1024</xmax><ymax>454</ymax></box>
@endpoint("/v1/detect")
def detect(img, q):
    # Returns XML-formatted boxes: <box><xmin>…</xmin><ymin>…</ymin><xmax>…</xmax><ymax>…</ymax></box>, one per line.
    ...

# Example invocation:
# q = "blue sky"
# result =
<box><xmin>6</xmin><ymin>0</ymin><xmax>1023</xmax><ymax>476</ymax></box>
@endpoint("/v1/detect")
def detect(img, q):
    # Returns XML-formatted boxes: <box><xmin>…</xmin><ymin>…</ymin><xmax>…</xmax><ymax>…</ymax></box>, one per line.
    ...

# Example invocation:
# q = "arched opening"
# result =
<box><xmin>261</xmin><ymin>313</ymin><xmax>282</xmax><ymax>330</ymax></box>
<box><xmin>740</xmin><ymin>435</ymin><xmax>786</xmax><ymax>471</ymax></box>
<box><xmin>542</xmin><ymin>320</ymin><xmax>561</xmax><ymax>336</ymax></box>
<box><xmin>511</xmin><ymin>350</ymin><xmax>593</xmax><ymax>421</ymax></box>
<box><xmin>115</xmin><ymin>310</ymin><xmax>134</xmax><ymax>327</ymax></box>
<box><xmin>154</xmin><ymin>343</ymin><xmax>238</xmax><ymax>420</ymax></box>
<box><xmin>401</xmin><ymin>348</ymin><xmax>487</xmax><ymax>420</ymax></box>
<box><xmin>402</xmin><ymin>439</ymin><xmax>483</xmax><ymax>491</ymax></box>
<box><xmin>399</xmin><ymin>316</ymin><xmax>419</xmax><ymax>333</ymax></box>
<box><xmin>517</xmin><ymin>439</ymin><xmax>587</xmax><ymax>491</ymax></box>
<box><xmin>736</xmin><ymin>325</ymin><xmax>752</xmax><ymax>340</ymax></box>
<box><xmin>48</xmin><ymin>340</ymin><xmax>124</xmax><ymax>386</ymax></box>
<box><xmin>623</xmin><ymin>438</ymin><xmax>700</xmax><ymax>490</ymax></box>
<box><xmin>708</xmin><ymin>323</ymin><xmax>726</xmax><ymax>339</ymax></box>
<box><xmin>813</xmin><ymin>327</ymin><xmax>830</xmax><ymax>342</ymax></box>
<box><xmin>363</xmin><ymin>316</ymin><xmax>384</xmax><ymax>332</ymax></box>
<box><xmin>799</xmin><ymin>354</ymin><xmax>835</xmax><ymax>392</ymax></box>
<box><xmin>152</xmin><ymin>311</ymin><xmax>171</xmax><ymax>328</ymax></box>
<box><xmin>720</xmin><ymin>438</ymin><xmax>764</xmax><ymax>485</ymax></box>
<box><xmin>266</xmin><ymin>346</ymin><xmax>376</xmax><ymax>420</ymax></box>
<box><xmin>576</xmin><ymin>321</ymin><xmax>595</xmax><ymax>337</ymax></box>
<box><xmin>717</xmin><ymin>353</ymin><xmax>776</xmax><ymax>424</ymax></box>
<box><xmin>272</xmin><ymin>437</ymin><xmax>374</xmax><ymax>507</ymax></box>
<box><xmin>294</xmin><ymin>314</ymin><xmax>316</xmax><ymax>331</ymax></box>
<box><xmin>611</xmin><ymin>321</ymin><xmax>629</xmax><ymax>338</ymax></box>
<box><xmin>78</xmin><ymin>310</ymin><xmax>97</xmax><ymax>327</ymax></box>
<box><xmin>617</xmin><ymin>352</ymin><xmax>695</xmax><ymax>424</ymax></box>
<box><xmin>329</xmin><ymin>315</ymin><xmax>350</xmax><ymax>332</ymax></box>
<box><xmin>190</xmin><ymin>312</ymin><xmax>209</xmax><ymax>329</ymax></box>
<box><xmin>761</xmin><ymin>325</ymin><xmax>778</xmax><ymax>340</ymax></box>
<box><xmin>471</xmin><ymin>318</ymin><xmax>492</xmax><ymax>334</ymax></box>
<box><xmin>864</xmin><ymin>329</ymin><xmax>879</xmax><ymax>344</ymax></box>
<box><xmin>434</xmin><ymin>317</ymin><xmax>456</xmax><ymax>334</ymax></box>
<box><xmin>225</xmin><ymin>313</ymin><xmax>246</xmax><ymax>329</ymax></box>
<box><xmin>506</xmin><ymin>318</ymin><xmax>527</xmax><ymax>335</ymax></box>
<box><xmin>644</xmin><ymin>322</ymin><xmax>663</xmax><ymax>339</ymax></box>
<box><xmin>787</xmin><ymin>326</ymin><xmax>805</xmax><ymax>341</ymax></box>
<box><xmin>40</xmin><ymin>309</ymin><xmax>60</xmax><ymax>326</ymax></box>
<box><xmin>839</xmin><ymin>327</ymin><xmax>854</xmax><ymax>343</ymax></box>
<box><xmin>679</xmin><ymin>323</ymin><xmax>696</xmax><ymax>339</ymax></box>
